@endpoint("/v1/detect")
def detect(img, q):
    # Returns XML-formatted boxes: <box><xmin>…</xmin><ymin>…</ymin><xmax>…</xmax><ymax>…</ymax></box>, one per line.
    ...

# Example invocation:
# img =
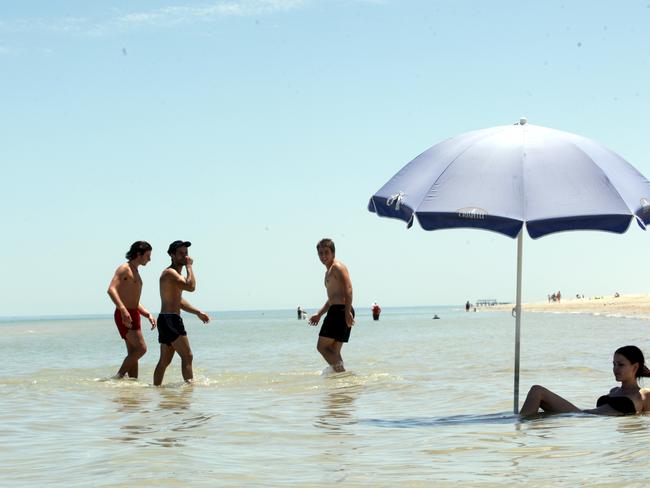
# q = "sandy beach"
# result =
<box><xmin>488</xmin><ymin>293</ymin><xmax>650</xmax><ymax>320</ymax></box>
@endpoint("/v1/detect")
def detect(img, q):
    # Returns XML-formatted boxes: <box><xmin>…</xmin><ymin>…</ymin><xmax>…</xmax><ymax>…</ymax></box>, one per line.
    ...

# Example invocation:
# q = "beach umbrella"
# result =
<box><xmin>367</xmin><ymin>118</ymin><xmax>650</xmax><ymax>413</ymax></box>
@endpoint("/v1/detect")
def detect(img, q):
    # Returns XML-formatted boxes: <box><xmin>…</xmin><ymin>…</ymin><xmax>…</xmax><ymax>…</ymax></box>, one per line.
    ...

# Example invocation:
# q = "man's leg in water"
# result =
<box><xmin>316</xmin><ymin>336</ymin><xmax>345</xmax><ymax>372</ymax></box>
<box><xmin>171</xmin><ymin>335</ymin><xmax>194</xmax><ymax>383</ymax></box>
<box><xmin>153</xmin><ymin>344</ymin><xmax>175</xmax><ymax>386</ymax></box>
<box><xmin>116</xmin><ymin>329</ymin><xmax>147</xmax><ymax>378</ymax></box>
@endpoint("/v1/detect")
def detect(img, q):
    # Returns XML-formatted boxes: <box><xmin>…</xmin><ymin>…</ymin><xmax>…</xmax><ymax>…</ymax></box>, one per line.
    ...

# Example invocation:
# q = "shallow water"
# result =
<box><xmin>1</xmin><ymin>308</ymin><xmax>649</xmax><ymax>486</ymax></box>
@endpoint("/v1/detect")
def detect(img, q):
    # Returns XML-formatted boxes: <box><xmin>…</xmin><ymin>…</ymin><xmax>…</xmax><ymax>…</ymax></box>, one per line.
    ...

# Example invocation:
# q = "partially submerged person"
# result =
<box><xmin>153</xmin><ymin>240</ymin><xmax>211</xmax><ymax>386</ymax></box>
<box><xmin>308</xmin><ymin>238</ymin><xmax>355</xmax><ymax>373</ymax></box>
<box><xmin>107</xmin><ymin>241</ymin><xmax>156</xmax><ymax>379</ymax></box>
<box><xmin>520</xmin><ymin>345</ymin><xmax>650</xmax><ymax>417</ymax></box>
<box><xmin>371</xmin><ymin>301</ymin><xmax>381</xmax><ymax>321</ymax></box>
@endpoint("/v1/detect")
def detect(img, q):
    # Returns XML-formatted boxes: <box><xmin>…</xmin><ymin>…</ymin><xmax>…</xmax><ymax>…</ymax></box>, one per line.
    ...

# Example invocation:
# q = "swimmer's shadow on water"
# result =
<box><xmin>362</xmin><ymin>411</ymin><xmax>650</xmax><ymax>428</ymax></box>
<box><xmin>362</xmin><ymin>412</ymin><xmax>519</xmax><ymax>428</ymax></box>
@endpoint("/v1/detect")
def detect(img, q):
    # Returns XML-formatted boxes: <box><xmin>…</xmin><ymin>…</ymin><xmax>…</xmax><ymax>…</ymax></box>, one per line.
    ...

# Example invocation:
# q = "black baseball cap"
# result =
<box><xmin>167</xmin><ymin>240</ymin><xmax>191</xmax><ymax>255</ymax></box>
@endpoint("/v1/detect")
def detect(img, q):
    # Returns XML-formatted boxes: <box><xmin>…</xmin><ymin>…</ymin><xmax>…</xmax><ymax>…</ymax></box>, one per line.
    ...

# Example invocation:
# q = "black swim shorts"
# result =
<box><xmin>157</xmin><ymin>313</ymin><xmax>187</xmax><ymax>346</ymax></box>
<box><xmin>319</xmin><ymin>305</ymin><xmax>355</xmax><ymax>343</ymax></box>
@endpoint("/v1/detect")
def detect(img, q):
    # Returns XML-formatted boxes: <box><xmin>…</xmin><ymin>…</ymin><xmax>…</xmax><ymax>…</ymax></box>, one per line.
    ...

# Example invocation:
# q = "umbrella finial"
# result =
<box><xmin>519</xmin><ymin>117</ymin><xmax>527</xmax><ymax>125</ymax></box>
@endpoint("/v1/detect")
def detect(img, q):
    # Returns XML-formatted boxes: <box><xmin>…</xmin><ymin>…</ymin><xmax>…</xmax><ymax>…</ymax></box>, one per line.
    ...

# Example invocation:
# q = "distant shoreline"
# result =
<box><xmin>483</xmin><ymin>293</ymin><xmax>650</xmax><ymax>320</ymax></box>
<box><xmin>0</xmin><ymin>305</ymin><xmax>456</xmax><ymax>322</ymax></box>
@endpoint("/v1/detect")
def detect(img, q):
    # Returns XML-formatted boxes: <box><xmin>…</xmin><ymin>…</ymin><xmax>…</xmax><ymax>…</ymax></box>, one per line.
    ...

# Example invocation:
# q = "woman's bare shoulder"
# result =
<box><xmin>640</xmin><ymin>388</ymin><xmax>650</xmax><ymax>408</ymax></box>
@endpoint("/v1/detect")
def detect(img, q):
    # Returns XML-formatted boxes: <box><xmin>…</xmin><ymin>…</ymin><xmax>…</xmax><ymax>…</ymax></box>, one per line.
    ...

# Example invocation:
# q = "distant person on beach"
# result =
<box><xmin>465</xmin><ymin>300</ymin><xmax>470</xmax><ymax>312</ymax></box>
<box><xmin>308</xmin><ymin>238</ymin><xmax>355</xmax><ymax>373</ymax></box>
<box><xmin>107</xmin><ymin>241</ymin><xmax>156</xmax><ymax>379</ymax></box>
<box><xmin>153</xmin><ymin>241</ymin><xmax>211</xmax><ymax>386</ymax></box>
<box><xmin>520</xmin><ymin>345</ymin><xmax>650</xmax><ymax>417</ymax></box>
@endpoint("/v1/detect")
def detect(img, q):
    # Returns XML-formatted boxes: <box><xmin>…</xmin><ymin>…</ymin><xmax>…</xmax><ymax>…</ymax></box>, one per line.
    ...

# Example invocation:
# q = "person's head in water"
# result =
<box><xmin>316</xmin><ymin>238</ymin><xmax>335</xmax><ymax>267</ymax></box>
<box><xmin>167</xmin><ymin>240</ymin><xmax>191</xmax><ymax>266</ymax></box>
<box><xmin>125</xmin><ymin>241</ymin><xmax>152</xmax><ymax>264</ymax></box>
<box><xmin>615</xmin><ymin>345</ymin><xmax>650</xmax><ymax>379</ymax></box>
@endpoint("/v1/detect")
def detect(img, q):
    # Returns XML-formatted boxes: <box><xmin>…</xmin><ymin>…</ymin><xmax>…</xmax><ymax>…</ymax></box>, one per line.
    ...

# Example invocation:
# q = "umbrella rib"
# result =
<box><xmin>558</xmin><ymin>137</ymin><xmax>631</xmax><ymax>217</ymax></box>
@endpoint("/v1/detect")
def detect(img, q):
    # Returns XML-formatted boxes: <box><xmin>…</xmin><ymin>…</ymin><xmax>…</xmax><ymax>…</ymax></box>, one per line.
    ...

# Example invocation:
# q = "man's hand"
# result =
<box><xmin>185</xmin><ymin>256</ymin><xmax>194</xmax><ymax>267</ymax></box>
<box><xmin>147</xmin><ymin>313</ymin><xmax>156</xmax><ymax>330</ymax></box>
<box><xmin>197</xmin><ymin>311</ymin><xmax>210</xmax><ymax>324</ymax></box>
<box><xmin>308</xmin><ymin>313</ymin><xmax>321</xmax><ymax>326</ymax></box>
<box><xmin>120</xmin><ymin>308</ymin><xmax>133</xmax><ymax>328</ymax></box>
<box><xmin>345</xmin><ymin>310</ymin><xmax>355</xmax><ymax>328</ymax></box>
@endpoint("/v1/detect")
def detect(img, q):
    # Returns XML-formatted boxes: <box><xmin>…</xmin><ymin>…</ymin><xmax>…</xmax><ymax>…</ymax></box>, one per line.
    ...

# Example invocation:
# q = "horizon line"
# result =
<box><xmin>0</xmin><ymin>303</ymin><xmax>474</xmax><ymax>321</ymax></box>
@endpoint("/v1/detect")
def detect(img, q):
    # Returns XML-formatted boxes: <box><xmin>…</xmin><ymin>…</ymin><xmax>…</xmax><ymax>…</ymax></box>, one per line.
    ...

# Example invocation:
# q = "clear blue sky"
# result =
<box><xmin>2</xmin><ymin>1</ymin><xmax>649</xmax><ymax>316</ymax></box>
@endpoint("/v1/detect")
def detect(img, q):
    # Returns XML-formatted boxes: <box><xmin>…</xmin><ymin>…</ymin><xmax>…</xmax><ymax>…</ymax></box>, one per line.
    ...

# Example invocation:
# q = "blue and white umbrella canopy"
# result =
<box><xmin>368</xmin><ymin>119</ymin><xmax>650</xmax><ymax>413</ymax></box>
<box><xmin>368</xmin><ymin>121</ymin><xmax>650</xmax><ymax>238</ymax></box>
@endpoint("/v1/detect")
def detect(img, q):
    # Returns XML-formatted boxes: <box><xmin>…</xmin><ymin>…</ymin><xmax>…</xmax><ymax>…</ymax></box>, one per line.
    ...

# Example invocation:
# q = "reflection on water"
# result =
<box><xmin>108</xmin><ymin>383</ymin><xmax>217</xmax><ymax>449</ymax></box>
<box><xmin>158</xmin><ymin>384</ymin><xmax>193</xmax><ymax>412</ymax></box>
<box><xmin>312</xmin><ymin>381</ymin><xmax>363</xmax><ymax>485</ymax></box>
<box><xmin>107</xmin><ymin>384</ymin><xmax>156</xmax><ymax>445</ymax></box>
<box><xmin>150</xmin><ymin>385</ymin><xmax>215</xmax><ymax>448</ymax></box>
<box><xmin>314</xmin><ymin>382</ymin><xmax>362</xmax><ymax>433</ymax></box>
<box><xmin>110</xmin><ymin>383</ymin><xmax>148</xmax><ymax>414</ymax></box>
<box><xmin>362</xmin><ymin>412</ymin><xmax>517</xmax><ymax>429</ymax></box>
<box><xmin>616</xmin><ymin>417</ymin><xmax>650</xmax><ymax>435</ymax></box>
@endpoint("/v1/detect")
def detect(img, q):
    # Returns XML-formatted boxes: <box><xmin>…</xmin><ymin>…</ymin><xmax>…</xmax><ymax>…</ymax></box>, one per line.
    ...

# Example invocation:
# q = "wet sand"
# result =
<box><xmin>488</xmin><ymin>293</ymin><xmax>650</xmax><ymax>320</ymax></box>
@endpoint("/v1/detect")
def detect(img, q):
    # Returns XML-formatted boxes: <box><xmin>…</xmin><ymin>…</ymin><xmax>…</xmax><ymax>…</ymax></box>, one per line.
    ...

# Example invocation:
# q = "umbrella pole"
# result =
<box><xmin>513</xmin><ymin>231</ymin><xmax>523</xmax><ymax>414</ymax></box>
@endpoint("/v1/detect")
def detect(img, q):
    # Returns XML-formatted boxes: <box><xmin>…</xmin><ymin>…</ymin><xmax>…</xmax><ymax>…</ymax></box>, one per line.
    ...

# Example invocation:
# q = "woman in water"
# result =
<box><xmin>520</xmin><ymin>345</ymin><xmax>650</xmax><ymax>417</ymax></box>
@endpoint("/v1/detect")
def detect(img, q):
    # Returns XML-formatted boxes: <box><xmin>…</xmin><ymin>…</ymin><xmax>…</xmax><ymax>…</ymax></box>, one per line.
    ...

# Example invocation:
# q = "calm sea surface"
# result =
<box><xmin>1</xmin><ymin>307</ymin><xmax>649</xmax><ymax>487</ymax></box>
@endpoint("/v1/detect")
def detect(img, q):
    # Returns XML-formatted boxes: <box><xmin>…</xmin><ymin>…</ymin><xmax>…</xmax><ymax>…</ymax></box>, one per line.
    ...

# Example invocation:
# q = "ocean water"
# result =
<box><xmin>1</xmin><ymin>307</ymin><xmax>649</xmax><ymax>487</ymax></box>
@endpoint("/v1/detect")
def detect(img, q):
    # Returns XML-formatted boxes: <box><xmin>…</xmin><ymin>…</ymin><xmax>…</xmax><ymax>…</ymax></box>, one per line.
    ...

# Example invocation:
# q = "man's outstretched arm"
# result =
<box><xmin>180</xmin><ymin>298</ymin><xmax>210</xmax><ymax>324</ymax></box>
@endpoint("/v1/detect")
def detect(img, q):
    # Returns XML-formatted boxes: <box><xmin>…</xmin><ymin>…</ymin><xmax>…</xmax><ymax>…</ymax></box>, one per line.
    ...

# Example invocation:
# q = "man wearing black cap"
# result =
<box><xmin>153</xmin><ymin>240</ymin><xmax>211</xmax><ymax>386</ymax></box>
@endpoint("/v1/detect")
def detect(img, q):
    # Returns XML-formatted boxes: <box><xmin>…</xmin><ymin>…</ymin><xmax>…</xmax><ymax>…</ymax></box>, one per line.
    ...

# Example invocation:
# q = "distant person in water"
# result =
<box><xmin>153</xmin><ymin>241</ymin><xmax>211</xmax><ymax>386</ymax></box>
<box><xmin>308</xmin><ymin>238</ymin><xmax>355</xmax><ymax>373</ymax></box>
<box><xmin>520</xmin><ymin>345</ymin><xmax>650</xmax><ymax>417</ymax></box>
<box><xmin>107</xmin><ymin>241</ymin><xmax>156</xmax><ymax>379</ymax></box>
<box><xmin>371</xmin><ymin>301</ymin><xmax>381</xmax><ymax>321</ymax></box>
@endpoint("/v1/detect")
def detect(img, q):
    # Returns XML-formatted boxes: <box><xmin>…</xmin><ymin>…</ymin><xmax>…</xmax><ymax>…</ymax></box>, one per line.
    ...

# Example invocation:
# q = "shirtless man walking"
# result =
<box><xmin>107</xmin><ymin>241</ymin><xmax>156</xmax><ymax>379</ymax></box>
<box><xmin>308</xmin><ymin>238</ymin><xmax>355</xmax><ymax>373</ymax></box>
<box><xmin>153</xmin><ymin>240</ymin><xmax>210</xmax><ymax>386</ymax></box>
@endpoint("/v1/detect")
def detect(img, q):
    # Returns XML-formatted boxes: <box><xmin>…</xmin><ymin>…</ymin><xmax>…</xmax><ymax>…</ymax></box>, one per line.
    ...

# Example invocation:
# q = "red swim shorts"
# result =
<box><xmin>114</xmin><ymin>308</ymin><xmax>142</xmax><ymax>339</ymax></box>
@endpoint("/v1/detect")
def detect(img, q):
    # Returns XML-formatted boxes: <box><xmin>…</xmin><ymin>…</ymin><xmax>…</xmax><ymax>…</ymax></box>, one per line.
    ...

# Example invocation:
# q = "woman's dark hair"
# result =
<box><xmin>616</xmin><ymin>345</ymin><xmax>650</xmax><ymax>378</ymax></box>
<box><xmin>126</xmin><ymin>241</ymin><xmax>152</xmax><ymax>261</ymax></box>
